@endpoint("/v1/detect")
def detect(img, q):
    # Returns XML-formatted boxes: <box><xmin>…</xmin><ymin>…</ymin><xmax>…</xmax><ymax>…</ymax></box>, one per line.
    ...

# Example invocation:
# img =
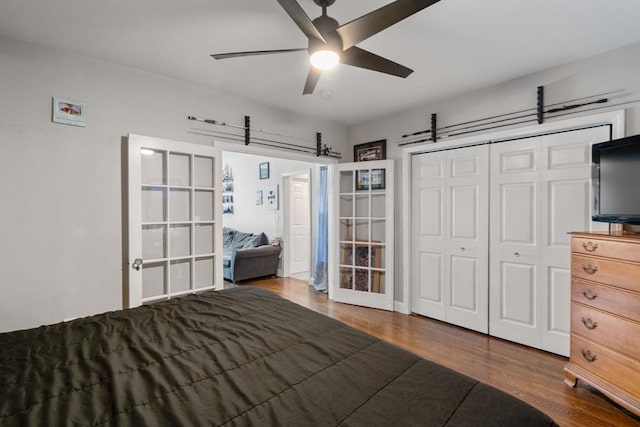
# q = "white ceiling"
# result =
<box><xmin>1</xmin><ymin>0</ymin><xmax>640</xmax><ymax>125</ymax></box>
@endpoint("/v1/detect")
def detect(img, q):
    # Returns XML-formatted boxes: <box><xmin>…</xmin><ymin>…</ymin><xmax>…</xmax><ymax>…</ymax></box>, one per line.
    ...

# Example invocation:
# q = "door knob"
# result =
<box><xmin>132</xmin><ymin>258</ymin><xmax>143</xmax><ymax>271</ymax></box>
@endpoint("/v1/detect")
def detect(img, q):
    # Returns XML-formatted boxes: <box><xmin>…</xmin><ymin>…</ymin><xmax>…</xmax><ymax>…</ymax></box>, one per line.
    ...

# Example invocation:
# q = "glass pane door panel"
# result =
<box><xmin>142</xmin><ymin>187</ymin><xmax>166</xmax><ymax>222</ymax></box>
<box><xmin>141</xmin><ymin>150</ymin><xmax>166</xmax><ymax>185</ymax></box>
<box><xmin>371</xmin><ymin>245</ymin><xmax>385</xmax><ymax>269</ymax></box>
<box><xmin>194</xmin><ymin>156</ymin><xmax>214</xmax><ymax>188</ymax></box>
<box><xmin>354</xmin><ymin>269</ymin><xmax>369</xmax><ymax>291</ymax></box>
<box><xmin>340</xmin><ymin>267</ymin><xmax>353</xmax><ymax>289</ymax></box>
<box><xmin>371</xmin><ymin>220</ymin><xmax>386</xmax><ymax>243</ymax></box>
<box><xmin>142</xmin><ymin>225</ymin><xmax>166</xmax><ymax>259</ymax></box>
<box><xmin>169</xmin><ymin>189</ymin><xmax>191</xmax><ymax>221</ymax></box>
<box><xmin>339</xmin><ymin>195</ymin><xmax>353</xmax><ymax>217</ymax></box>
<box><xmin>142</xmin><ymin>262</ymin><xmax>166</xmax><ymax>298</ymax></box>
<box><xmin>170</xmin><ymin>225</ymin><xmax>191</xmax><ymax>257</ymax></box>
<box><xmin>194</xmin><ymin>224</ymin><xmax>214</xmax><ymax>255</ymax></box>
<box><xmin>355</xmin><ymin>220</ymin><xmax>369</xmax><ymax>242</ymax></box>
<box><xmin>170</xmin><ymin>260</ymin><xmax>191</xmax><ymax>292</ymax></box>
<box><xmin>169</xmin><ymin>153</ymin><xmax>191</xmax><ymax>186</ymax></box>
<box><xmin>340</xmin><ymin>220</ymin><xmax>353</xmax><ymax>241</ymax></box>
<box><xmin>340</xmin><ymin>171</ymin><xmax>354</xmax><ymax>193</ymax></box>
<box><xmin>194</xmin><ymin>190</ymin><xmax>214</xmax><ymax>221</ymax></box>
<box><xmin>195</xmin><ymin>257</ymin><xmax>215</xmax><ymax>288</ymax></box>
<box><xmin>340</xmin><ymin>243</ymin><xmax>353</xmax><ymax>266</ymax></box>
<box><xmin>371</xmin><ymin>194</ymin><xmax>386</xmax><ymax>218</ymax></box>
<box><xmin>356</xmin><ymin>170</ymin><xmax>370</xmax><ymax>191</ymax></box>
<box><xmin>355</xmin><ymin>195</ymin><xmax>369</xmax><ymax>217</ymax></box>
<box><xmin>373</xmin><ymin>271</ymin><xmax>385</xmax><ymax>294</ymax></box>
<box><xmin>354</xmin><ymin>245</ymin><xmax>369</xmax><ymax>267</ymax></box>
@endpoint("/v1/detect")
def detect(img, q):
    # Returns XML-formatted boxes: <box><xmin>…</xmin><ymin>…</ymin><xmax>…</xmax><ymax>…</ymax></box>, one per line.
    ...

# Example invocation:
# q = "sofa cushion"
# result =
<box><xmin>243</xmin><ymin>232</ymin><xmax>269</xmax><ymax>248</ymax></box>
<box><xmin>228</xmin><ymin>230</ymin><xmax>254</xmax><ymax>250</ymax></box>
<box><xmin>223</xmin><ymin>227</ymin><xmax>235</xmax><ymax>246</ymax></box>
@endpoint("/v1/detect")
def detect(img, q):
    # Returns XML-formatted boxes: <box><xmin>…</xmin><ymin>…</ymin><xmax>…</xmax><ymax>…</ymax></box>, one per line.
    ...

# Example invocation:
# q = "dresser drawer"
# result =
<box><xmin>572</xmin><ymin>280</ymin><xmax>640</xmax><ymax>323</ymax></box>
<box><xmin>572</xmin><ymin>255</ymin><xmax>640</xmax><ymax>293</ymax></box>
<box><xmin>572</xmin><ymin>236</ymin><xmax>640</xmax><ymax>262</ymax></box>
<box><xmin>571</xmin><ymin>335</ymin><xmax>640</xmax><ymax>397</ymax></box>
<box><xmin>571</xmin><ymin>303</ymin><xmax>640</xmax><ymax>358</ymax></box>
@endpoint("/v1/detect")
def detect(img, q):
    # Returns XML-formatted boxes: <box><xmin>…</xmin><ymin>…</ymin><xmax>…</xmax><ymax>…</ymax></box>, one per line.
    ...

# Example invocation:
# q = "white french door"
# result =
<box><xmin>411</xmin><ymin>145</ymin><xmax>489</xmax><ymax>333</ymax></box>
<box><xmin>331</xmin><ymin>160</ymin><xmax>394</xmax><ymax>310</ymax></box>
<box><xmin>127</xmin><ymin>134</ymin><xmax>223</xmax><ymax>308</ymax></box>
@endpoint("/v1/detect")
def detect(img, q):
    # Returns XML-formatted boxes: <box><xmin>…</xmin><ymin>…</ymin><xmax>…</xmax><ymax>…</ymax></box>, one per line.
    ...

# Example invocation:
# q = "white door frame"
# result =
<box><xmin>282</xmin><ymin>170</ymin><xmax>312</xmax><ymax>279</ymax></box>
<box><xmin>400</xmin><ymin>110</ymin><xmax>625</xmax><ymax>314</ymax></box>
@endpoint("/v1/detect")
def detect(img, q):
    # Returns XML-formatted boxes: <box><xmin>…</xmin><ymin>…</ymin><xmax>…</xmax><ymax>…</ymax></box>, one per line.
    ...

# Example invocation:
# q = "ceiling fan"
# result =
<box><xmin>211</xmin><ymin>0</ymin><xmax>441</xmax><ymax>95</ymax></box>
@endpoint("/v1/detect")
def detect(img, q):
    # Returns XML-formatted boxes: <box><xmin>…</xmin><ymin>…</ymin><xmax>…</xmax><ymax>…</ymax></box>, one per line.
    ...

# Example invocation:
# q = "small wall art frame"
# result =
<box><xmin>52</xmin><ymin>97</ymin><xmax>85</xmax><ymax>127</ymax></box>
<box><xmin>353</xmin><ymin>139</ymin><xmax>386</xmax><ymax>162</ymax></box>
<box><xmin>259</xmin><ymin>162</ymin><xmax>270</xmax><ymax>180</ymax></box>
<box><xmin>265</xmin><ymin>185</ymin><xmax>278</xmax><ymax>210</ymax></box>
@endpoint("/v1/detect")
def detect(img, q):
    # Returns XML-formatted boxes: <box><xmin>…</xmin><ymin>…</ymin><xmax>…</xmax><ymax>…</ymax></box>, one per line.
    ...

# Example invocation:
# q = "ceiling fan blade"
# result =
<box><xmin>341</xmin><ymin>46</ymin><xmax>413</xmax><ymax>78</ymax></box>
<box><xmin>211</xmin><ymin>48</ymin><xmax>306</xmax><ymax>60</ymax></box>
<box><xmin>277</xmin><ymin>0</ymin><xmax>325</xmax><ymax>43</ymax></box>
<box><xmin>336</xmin><ymin>0</ymin><xmax>441</xmax><ymax>50</ymax></box>
<box><xmin>303</xmin><ymin>66</ymin><xmax>322</xmax><ymax>95</ymax></box>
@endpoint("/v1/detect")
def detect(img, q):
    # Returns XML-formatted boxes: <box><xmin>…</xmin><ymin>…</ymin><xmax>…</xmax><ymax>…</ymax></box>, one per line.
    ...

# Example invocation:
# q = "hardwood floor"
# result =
<box><xmin>244</xmin><ymin>277</ymin><xmax>640</xmax><ymax>427</ymax></box>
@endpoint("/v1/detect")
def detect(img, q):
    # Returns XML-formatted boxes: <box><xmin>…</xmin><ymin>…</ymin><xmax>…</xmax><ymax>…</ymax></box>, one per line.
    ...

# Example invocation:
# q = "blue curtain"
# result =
<box><xmin>311</xmin><ymin>166</ymin><xmax>328</xmax><ymax>291</ymax></box>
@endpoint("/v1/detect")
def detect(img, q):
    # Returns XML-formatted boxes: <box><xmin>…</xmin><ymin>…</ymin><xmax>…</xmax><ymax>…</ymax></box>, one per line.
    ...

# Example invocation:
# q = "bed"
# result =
<box><xmin>0</xmin><ymin>286</ymin><xmax>558</xmax><ymax>426</ymax></box>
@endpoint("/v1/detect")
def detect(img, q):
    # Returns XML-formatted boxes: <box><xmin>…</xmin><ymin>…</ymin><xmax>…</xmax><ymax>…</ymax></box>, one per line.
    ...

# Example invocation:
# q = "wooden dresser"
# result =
<box><xmin>565</xmin><ymin>232</ymin><xmax>640</xmax><ymax>416</ymax></box>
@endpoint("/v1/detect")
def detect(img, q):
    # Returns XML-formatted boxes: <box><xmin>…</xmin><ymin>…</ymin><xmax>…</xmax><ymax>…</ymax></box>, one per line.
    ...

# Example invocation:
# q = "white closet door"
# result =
<box><xmin>412</xmin><ymin>151</ymin><xmax>447</xmax><ymax>321</ymax></box>
<box><xmin>490</xmin><ymin>127</ymin><xmax>610</xmax><ymax>355</ymax></box>
<box><xmin>412</xmin><ymin>146</ymin><xmax>489</xmax><ymax>333</ymax></box>
<box><xmin>489</xmin><ymin>137</ymin><xmax>544</xmax><ymax>348</ymax></box>
<box><xmin>446</xmin><ymin>147</ymin><xmax>489</xmax><ymax>332</ymax></box>
<box><xmin>540</xmin><ymin>127</ymin><xmax>610</xmax><ymax>355</ymax></box>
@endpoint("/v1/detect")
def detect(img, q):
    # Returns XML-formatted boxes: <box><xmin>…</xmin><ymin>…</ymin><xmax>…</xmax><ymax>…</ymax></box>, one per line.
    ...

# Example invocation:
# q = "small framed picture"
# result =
<box><xmin>259</xmin><ymin>162</ymin><xmax>270</xmax><ymax>180</ymax></box>
<box><xmin>356</xmin><ymin>169</ymin><xmax>385</xmax><ymax>191</ymax></box>
<box><xmin>52</xmin><ymin>97</ymin><xmax>85</xmax><ymax>127</ymax></box>
<box><xmin>265</xmin><ymin>185</ymin><xmax>278</xmax><ymax>210</ymax></box>
<box><xmin>256</xmin><ymin>190</ymin><xmax>263</xmax><ymax>206</ymax></box>
<box><xmin>353</xmin><ymin>139</ymin><xmax>386</xmax><ymax>162</ymax></box>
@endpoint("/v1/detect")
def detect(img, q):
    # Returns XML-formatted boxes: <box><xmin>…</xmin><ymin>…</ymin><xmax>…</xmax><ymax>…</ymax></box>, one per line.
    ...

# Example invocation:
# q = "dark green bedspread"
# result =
<box><xmin>0</xmin><ymin>286</ymin><xmax>558</xmax><ymax>426</ymax></box>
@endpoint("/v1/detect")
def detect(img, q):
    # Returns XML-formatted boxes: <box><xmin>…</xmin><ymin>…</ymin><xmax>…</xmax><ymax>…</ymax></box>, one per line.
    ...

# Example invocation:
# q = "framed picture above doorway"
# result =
<box><xmin>354</xmin><ymin>139</ymin><xmax>386</xmax><ymax>162</ymax></box>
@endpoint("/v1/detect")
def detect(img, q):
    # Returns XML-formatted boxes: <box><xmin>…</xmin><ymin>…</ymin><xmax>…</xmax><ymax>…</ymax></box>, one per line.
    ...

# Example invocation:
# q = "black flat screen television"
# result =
<box><xmin>592</xmin><ymin>134</ymin><xmax>640</xmax><ymax>224</ymax></box>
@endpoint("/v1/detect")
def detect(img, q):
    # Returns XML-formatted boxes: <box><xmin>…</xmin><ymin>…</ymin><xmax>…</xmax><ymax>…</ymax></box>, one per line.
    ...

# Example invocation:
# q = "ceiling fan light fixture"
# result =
<box><xmin>310</xmin><ymin>49</ymin><xmax>340</xmax><ymax>70</ymax></box>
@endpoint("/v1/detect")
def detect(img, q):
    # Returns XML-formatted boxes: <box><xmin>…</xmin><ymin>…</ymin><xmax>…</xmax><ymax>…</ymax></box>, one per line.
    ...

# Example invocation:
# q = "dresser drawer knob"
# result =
<box><xmin>582</xmin><ymin>289</ymin><xmax>597</xmax><ymax>300</ymax></box>
<box><xmin>581</xmin><ymin>349</ymin><xmax>597</xmax><ymax>363</ymax></box>
<box><xmin>581</xmin><ymin>317</ymin><xmax>598</xmax><ymax>330</ymax></box>
<box><xmin>582</xmin><ymin>264</ymin><xmax>599</xmax><ymax>275</ymax></box>
<box><xmin>581</xmin><ymin>241</ymin><xmax>598</xmax><ymax>252</ymax></box>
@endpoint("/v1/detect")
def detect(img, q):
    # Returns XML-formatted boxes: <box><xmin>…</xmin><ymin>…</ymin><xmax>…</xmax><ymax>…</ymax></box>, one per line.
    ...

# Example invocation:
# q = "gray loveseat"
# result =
<box><xmin>223</xmin><ymin>227</ymin><xmax>282</xmax><ymax>283</ymax></box>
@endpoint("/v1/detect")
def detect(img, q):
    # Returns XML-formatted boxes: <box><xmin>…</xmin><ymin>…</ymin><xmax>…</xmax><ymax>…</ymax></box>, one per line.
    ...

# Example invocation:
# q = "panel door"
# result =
<box><xmin>446</xmin><ymin>147</ymin><xmax>489</xmax><ymax>332</ymax></box>
<box><xmin>127</xmin><ymin>134</ymin><xmax>223</xmax><ymax>308</ymax></box>
<box><xmin>489</xmin><ymin>127</ymin><xmax>610</xmax><ymax>355</ymax></box>
<box><xmin>489</xmin><ymin>137</ymin><xmax>543</xmax><ymax>348</ymax></box>
<box><xmin>412</xmin><ymin>146</ymin><xmax>489</xmax><ymax>333</ymax></box>
<box><xmin>333</xmin><ymin>160</ymin><xmax>394</xmax><ymax>311</ymax></box>
<box><xmin>540</xmin><ymin>126</ymin><xmax>610</xmax><ymax>355</ymax></box>
<box><xmin>411</xmin><ymin>151</ymin><xmax>447</xmax><ymax>320</ymax></box>
<box><xmin>290</xmin><ymin>174</ymin><xmax>310</xmax><ymax>278</ymax></box>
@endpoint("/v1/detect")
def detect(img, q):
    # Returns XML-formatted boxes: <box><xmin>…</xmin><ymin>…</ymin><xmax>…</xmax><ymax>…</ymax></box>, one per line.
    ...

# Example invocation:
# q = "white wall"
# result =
<box><xmin>0</xmin><ymin>35</ymin><xmax>347</xmax><ymax>332</ymax></box>
<box><xmin>348</xmin><ymin>42</ymin><xmax>640</xmax><ymax>305</ymax></box>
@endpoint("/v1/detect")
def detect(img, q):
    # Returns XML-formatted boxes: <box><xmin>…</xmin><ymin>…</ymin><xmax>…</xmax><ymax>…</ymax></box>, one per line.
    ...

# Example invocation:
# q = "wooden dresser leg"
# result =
<box><xmin>564</xmin><ymin>368</ymin><xmax>578</xmax><ymax>387</ymax></box>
